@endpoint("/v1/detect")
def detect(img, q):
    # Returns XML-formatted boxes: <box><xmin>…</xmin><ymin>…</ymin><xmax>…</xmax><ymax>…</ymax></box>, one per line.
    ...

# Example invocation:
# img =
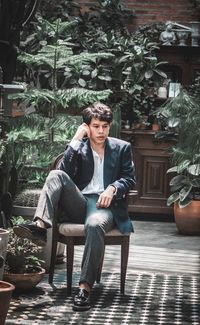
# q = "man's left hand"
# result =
<box><xmin>96</xmin><ymin>186</ymin><xmax>115</xmax><ymax>208</ymax></box>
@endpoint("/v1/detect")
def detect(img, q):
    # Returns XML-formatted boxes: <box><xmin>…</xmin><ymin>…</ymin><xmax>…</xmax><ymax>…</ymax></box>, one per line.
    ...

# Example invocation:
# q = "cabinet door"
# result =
<box><xmin>127</xmin><ymin>131</ymin><xmax>173</xmax><ymax>215</ymax></box>
<box><xmin>133</xmin><ymin>148</ymin><xmax>172</xmax><ymax>214</ymax></box>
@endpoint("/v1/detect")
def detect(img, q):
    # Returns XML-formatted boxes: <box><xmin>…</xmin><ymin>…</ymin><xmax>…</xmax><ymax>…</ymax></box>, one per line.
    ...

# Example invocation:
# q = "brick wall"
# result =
<box><xmin>129</xmin><ymin>0</ymin><xmax>199</xmax><ymax>28</ymax></box>
<box><xmin>79</xmin><ymin>0</ymin><xmax>199</xmax><ymax>29</ymax></box>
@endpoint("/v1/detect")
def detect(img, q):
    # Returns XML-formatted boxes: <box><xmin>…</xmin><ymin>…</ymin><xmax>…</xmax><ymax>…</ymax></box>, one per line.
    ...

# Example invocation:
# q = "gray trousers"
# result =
<box><xmin>34</xmin><ymin>170</ymin><xmax>114</xmax><ymax>288</ymax></box>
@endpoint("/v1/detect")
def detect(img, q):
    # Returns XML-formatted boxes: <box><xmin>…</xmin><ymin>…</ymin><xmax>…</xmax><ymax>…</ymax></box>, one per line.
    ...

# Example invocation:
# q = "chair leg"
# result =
<box><xmin>49</xmin><ymin>236</ymin><xmax>58</xmax><ymax>284</ymax></box>
<box><xmin>96</xmin><ymin>246</ymin><xmax>105</xmax><ymax>284</ymax></box>
<box><xmin>120</xmin><ymin>236</ymin><xmax>130</xmax><ymax>294</ymax></box>
<box><xmin>66</xmin><ymin>238</ymin><xmax>74</xmax><ymax>295</ymax></box>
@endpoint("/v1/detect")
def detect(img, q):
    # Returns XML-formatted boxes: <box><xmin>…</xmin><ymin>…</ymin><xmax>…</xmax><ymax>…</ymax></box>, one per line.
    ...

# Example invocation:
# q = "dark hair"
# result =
<box><xmin>82</xmin><ymin>102</ymin><xmax>113</xmax><ymax>125</ymax></box>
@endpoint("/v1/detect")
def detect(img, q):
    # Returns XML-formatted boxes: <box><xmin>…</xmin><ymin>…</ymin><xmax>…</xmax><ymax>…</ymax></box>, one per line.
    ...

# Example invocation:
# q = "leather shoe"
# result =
<box><xmin>73</xmin><ymin>288</ymin><xmax>91</xmax><ymax>311</ymax></box>
<box><xmin>13</xmin><ymin>222</ymin><xmax>47</xmax><ymax>247</ymax></box>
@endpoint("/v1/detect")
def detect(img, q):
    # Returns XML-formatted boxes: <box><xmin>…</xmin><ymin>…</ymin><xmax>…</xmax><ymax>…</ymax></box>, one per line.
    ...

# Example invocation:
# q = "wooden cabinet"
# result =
<box><xmin>121</xmin><ymin>129</ymin><xmax>173</xmax><ymax>215</ymax></box>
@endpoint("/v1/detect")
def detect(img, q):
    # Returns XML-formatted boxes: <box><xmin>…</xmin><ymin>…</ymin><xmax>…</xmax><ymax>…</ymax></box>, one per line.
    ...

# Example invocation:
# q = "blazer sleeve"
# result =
<box><xmin>58</xmin><ymin>143</ymin><xmax>80</xmax><ymax>179</ymax></box>
<box><xmin>110</xmin><ymin>143</ymin><xmax>136</xmax><ymax>200</ymax></box>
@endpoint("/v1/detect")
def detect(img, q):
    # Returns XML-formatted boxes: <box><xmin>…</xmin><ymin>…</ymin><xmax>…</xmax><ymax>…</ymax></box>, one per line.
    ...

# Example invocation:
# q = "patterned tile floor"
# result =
<box><xmin>5</xmin><ymin>221</ymin><xmax>200</xmax><ymax>324</ymax></box>
<box><xmin>6</xmin><ymin>271</ymin><xmax>200</xmax><ymax>325</ymax></box>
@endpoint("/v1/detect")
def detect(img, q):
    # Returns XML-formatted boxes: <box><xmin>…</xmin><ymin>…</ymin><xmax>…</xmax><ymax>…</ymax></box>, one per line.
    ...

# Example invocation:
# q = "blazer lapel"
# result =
<box><xmin>103</xmin><ymin>138</ymin><xmax>118</xmax><ymax>188</ymax></box>
<box><xmin>81</xmin><ymin>139</ymin><xmax>94</xmax><ymax>179</ymax></box>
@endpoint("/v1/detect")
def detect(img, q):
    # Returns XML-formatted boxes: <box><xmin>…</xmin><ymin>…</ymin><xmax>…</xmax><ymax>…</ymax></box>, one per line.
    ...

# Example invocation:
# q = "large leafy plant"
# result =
<box><xmin>8</xmin><ymin>16</ymin><xmax>114</xmax><ymax>198</ymax></box>
<box><xmin>5</xmin><ymin>113</ymin><xmax>82</xmax><ymax>196</ymax></box>
<box><xmin>16</xmin><ymin>17</ymin><xmax>113</xmax><ymax>117</ymax></box>
<box><xmin>156</xmin><ymin>91</ymin><xmax>200</xmax><ymax>208</ymax></box>
<box><xmin>72</xmin><ymin>21</ymin><xmax>167</xmax><ymax>123</ymax></box>
<box><xmin>17</xmin><ymin>3</ymin><xmax>166</xmax><ymax>125</ymax></box>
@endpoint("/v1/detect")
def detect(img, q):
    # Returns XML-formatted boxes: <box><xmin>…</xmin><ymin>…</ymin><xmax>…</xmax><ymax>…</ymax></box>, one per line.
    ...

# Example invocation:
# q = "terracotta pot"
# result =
<box><xmin>174</xmin><ymin>200</ymin><xmax>200</xmax><ymax>235</ymax></box>
<box><xmin>152</xmin><ymin>123</ymin><xmax>160</xmax><ymax>131</ymax></box>
<box><xmin>0</xmin><ymin>281</ymin><xmax>15</xmax><ymax>325</ymax></box>
<box><xmin>3</xmin><ymin>268</ymin><xmax>45</xmax><ymax>292</ymax></box>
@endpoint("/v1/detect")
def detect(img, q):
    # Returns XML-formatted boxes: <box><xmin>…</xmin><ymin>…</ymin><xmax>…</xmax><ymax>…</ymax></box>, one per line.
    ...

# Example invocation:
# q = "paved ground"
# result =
<box><xmin>73</xmin><ymin>219</ymin><xmax>200</xmax><ymax>276</ymax></box>
<box><xmin>7</xmin><ymin>271</ymin><xmax>200</xmax><ymax>325</ymax></box>
<box><xmin>6</xmin><ymin>219</ymin><xmax>200</xmax><ymax>324</ymax></box>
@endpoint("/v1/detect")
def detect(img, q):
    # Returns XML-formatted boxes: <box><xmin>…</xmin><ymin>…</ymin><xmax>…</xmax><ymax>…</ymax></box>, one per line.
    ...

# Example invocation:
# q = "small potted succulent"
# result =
<box><xmin>3</xmin><ymin>217</ymin><xmax>45</xmax><ymax>291</ymax></box>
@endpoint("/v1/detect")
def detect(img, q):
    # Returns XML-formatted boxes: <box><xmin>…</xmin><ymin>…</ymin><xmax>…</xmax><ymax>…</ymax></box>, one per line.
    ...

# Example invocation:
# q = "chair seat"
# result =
<box><xmin>58</xmin><ymin>223</ymin><xmax>130</xmax><ymax>237</ymax></box>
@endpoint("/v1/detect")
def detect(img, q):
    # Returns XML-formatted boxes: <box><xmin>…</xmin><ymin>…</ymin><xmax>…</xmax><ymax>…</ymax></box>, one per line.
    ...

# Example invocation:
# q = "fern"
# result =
<box><xmin>16</xmin><ymin>17</ymin><xmax>113</xmax><ymax>115</ymax></box>
<box><xmin>66</xmin><ymin>52</ymin><xmax>114</xmax><ymax>65</ymax></box>
<box><xmin>11</xmin><ymin>87</ymin><xmax>112</xmax><ymax>111</ymax></box>
<box><xmin>5</xmin><ymin>113</ymin><xmax>82</xmax><ymax>189</ymax></box>
<box><xmin>19</xmin><ymin>49</ymin><xmax>114</xmax><ymax>74</ymax></box>
<box><xmin>58</xmin><ymin>88</ymin><xmax>112</xmax><ymax>108</ymax></box>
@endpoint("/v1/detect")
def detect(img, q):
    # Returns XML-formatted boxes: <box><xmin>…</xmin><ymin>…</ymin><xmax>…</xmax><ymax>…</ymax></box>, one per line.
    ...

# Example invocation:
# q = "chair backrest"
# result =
<box><xmin>51</xmin><ymin>153</ymin><xmax>64</xmax><ymax>170</ymax></box>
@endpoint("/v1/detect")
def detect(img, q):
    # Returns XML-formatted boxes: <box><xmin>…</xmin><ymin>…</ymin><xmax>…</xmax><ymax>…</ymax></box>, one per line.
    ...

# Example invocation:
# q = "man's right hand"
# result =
<box><xmin>72</xmin><ymin>123</ymin><xmax>90</xmax><ymax>141</ymax></box>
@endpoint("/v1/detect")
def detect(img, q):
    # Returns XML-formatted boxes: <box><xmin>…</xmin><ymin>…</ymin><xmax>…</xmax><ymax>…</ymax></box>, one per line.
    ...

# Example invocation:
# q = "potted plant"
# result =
<box><xmin>3</xmin><ymin>217</ymin><xmax>45</xmax><ymax>291</ymax></box>
<box><xmin>156</xmin><ymin>90</ymin><xmax>200</xmax><ymax>235</ymax></box>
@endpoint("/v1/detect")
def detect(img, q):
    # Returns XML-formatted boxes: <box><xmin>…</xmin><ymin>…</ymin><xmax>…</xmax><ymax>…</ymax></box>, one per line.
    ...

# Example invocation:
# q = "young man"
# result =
<box><xmin>13</xmin><ymin>102</ymin><xmax>135</xmax><ymax>311</ymax></box>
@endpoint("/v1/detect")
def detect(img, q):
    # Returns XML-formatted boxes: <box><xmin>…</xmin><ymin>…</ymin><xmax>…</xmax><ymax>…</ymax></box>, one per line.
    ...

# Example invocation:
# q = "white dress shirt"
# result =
<box><xmin>69</xmin><ymin>139</ymin><xmax>104</xmax><ymax>194</ymax></box>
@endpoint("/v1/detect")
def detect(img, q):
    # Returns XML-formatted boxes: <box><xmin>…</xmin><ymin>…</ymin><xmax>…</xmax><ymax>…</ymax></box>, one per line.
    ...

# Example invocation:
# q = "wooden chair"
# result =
<box><xmin>48</xmin><ymin>153</ymin><xmax>137</xmax><ymax>295</ymax></box>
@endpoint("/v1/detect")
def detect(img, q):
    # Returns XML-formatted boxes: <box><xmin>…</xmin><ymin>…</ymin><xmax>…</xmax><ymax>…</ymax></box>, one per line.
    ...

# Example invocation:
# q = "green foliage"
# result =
<box><xmin>12</xmin><ymin>87</ymin><xmax>111</xmax><ymax>112</ymax></box>
<box><xmin>84</xmin><ymin>0</ymin><xmax>135</xmax><ymax>32</ymax></box>
<box><xmin>16</xmin><ymin>17</ymin><xmax>113</xmax><ymax>116</ymax></box>
<box><xmin>109</xmin><ymin>104</ymin><xmax>121</xmax><ymax>137</ymax></box>
<box><xmin>156</xmin><ymin>90</ymin><xmax>200</xmax><ymax>208</ymax></box>
<box><xmin>2</xmin><ymin>1</ymin><xmax>168</xmax><ymax>205</ymax></box>
<box><xmin>16</xmin><ymin>7</ymin><xmax>166</xmax><ymax>123</ymax></box>
<box><xmin>5</xmin><ymin>114</ymin><xmax>81</xmax><ymax>192</ymax></box>
<box><xmin>39</xmin><ymin>0</ymin><xmax>135</xmax><ymax>30</ymax></box>
<box><xmin>189</xmin><ymin>75</ymin><xmax>200</xmax><ymax>103</ymax></box>
<box><xmin>39</xmin><ymin>0</ymin><xmax>82</xmax><ymax>20</ymax></box>
<box><xmin>69</xmin><ymin>20</ymin><xmax>166</xmax><ymax>122</ymax></box>
<box><xmin>5</xmin><ymin>217</ymin><xmax>43</xmax><ymax>274</ymax></box>
<box><xmin>0</xmin><ymin>139</ymin><xmax>7</xmax><ymax>168</ymax></box>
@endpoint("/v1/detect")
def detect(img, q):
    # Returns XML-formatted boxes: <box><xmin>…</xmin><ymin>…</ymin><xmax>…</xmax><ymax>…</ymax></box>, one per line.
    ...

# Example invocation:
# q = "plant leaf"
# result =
<box><xmin>168</xmin><ymin>117</ymin><xmax>180</xmax><ymax>128</ymax></box>
<box><xmin>167</xmin><ymin>166</ymin><xmax>178</xmax><ymax>173</ymax></box>
<box><xmin>78</xmin><ymin>78</ymin><xmax>86</xmax><ymax>87</ymax></box>
<box><xmin>154</xmin><ymin>69</ymin><xmax>167</xmax><ymax>78</ymax></box>
<box><xmin>187</xmin><ymin>164</ymin><xmax>200</xmax><ymax>176</ymax></box>
<box><xmin>167</xmin><ymin>192</ymin><xmax>179</xmax><ymax>206</ymax></box>
<box><xmin>177</xmin><ymin>160</ymin><xmax>191</xmax><ymax>173</ymax></box>
<box><xmin>178</xmin><ymin>197</ymin><xmax>193</xmax><ymax>208</ymax></box>
<box><xmin>144</xmin><ymin>70</ymin><xmax>153</xmax><ymax>79</ymax></box>
<box><xmin>179</xmin><ymin>185</ymin><xmax>193</xmax><ymax>202</ymax></box>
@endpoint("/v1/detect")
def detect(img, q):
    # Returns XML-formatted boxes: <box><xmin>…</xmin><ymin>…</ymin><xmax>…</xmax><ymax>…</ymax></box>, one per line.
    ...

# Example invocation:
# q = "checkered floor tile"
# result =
<box><xmin>6</xmin><ymin>271</ymin><xmax>200</xmax><ymax>325</ymax></box>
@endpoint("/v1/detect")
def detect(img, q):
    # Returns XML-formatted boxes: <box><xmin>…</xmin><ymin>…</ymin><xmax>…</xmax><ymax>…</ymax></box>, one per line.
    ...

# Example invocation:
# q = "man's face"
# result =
<box><xmin>88</xmin><ymin>117</ymin><xmax>111</xmax><ymax>145</ymax></box>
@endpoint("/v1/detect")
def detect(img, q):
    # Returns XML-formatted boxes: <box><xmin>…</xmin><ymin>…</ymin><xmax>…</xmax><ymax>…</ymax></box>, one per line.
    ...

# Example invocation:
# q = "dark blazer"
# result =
<box><xmin>59</xmin><ymin>137</ymin><xmax>136</xmax><ymax>234</ymax></box>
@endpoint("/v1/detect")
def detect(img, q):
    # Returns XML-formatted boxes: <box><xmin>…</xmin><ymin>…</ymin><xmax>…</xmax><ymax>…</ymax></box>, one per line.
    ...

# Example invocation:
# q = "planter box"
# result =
<box><xmin>12</xmin><ymin>205</ymin><xmax>36</xmax><ymax>218</ymax></box>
